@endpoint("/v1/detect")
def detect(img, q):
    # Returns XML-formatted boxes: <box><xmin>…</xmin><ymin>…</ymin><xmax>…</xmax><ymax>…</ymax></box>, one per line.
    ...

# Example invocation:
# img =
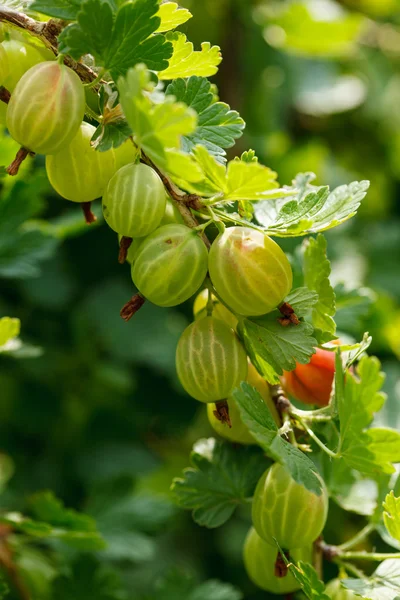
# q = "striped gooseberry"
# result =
<box><xmin>325</xmin><ymin>579</ymin><xmax>358</xmax><ymax>599</ymax></box>
<box><xmin>193</xmin><ymin>289</ymin><xmax>238</xmax><ymax>331</ymax></box>
<box><xmin>176</xmin><ymin>316</ymin><xmax>248</xmax><ymax>403</ymax></box>
<box><xmin>207</xmin><ymin>362</ymin><xmax>280</xmax><ymax>444</ymax></box>
<box><xmin>208</xmin><ymin>226</ymin><xmax>293</xmax><ymax>316</ymax></box>
<box><xmin>46</xmin><ymin>122</ymin><xmax>136</xmax><ymax>203</ymax></box>
<box><xmin>0</xmin><ymin>39</ymin><xmax>52</xmax><ymax>93</ymax></box>
<box><xmin>282</xmin><ymin>345</ymin><xmax>337</xmax><ymax>407</ymax></box>
<box><xmin>103</xmin><ymin>163</ymin><xmax>166</xmax><ymax>239</ymax></box>
<box><xmin>131</xmin><ymin>224</ymin><xmax>208</xmax><ymax>307</ymax></box>
<box><xmin>244</xmin><ymin>527</ymin><xmax>312</xmax><ymax>594</ymax></box>
<box><xmin>7</xmin><ymin>61</ymin><xmax>85</xmax><ymax>155</ymax></box>
<box><xmin>252</xmin><ymin>462</ymin><xmax>328</xmax><ymax>549</ymax></box>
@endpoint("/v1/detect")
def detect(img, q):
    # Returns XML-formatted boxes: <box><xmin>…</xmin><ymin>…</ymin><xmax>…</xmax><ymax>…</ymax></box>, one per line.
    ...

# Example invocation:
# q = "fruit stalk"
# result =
<box><xmin>6</xmin><ymin>147</ymin><xmax>32</xmax><ymax>176</ymax></box>
<box><xmin>81</xmin><ymin>202</ymin><xmax>97</xmax><ymax>225</ymax></box>
<box><xmin>0</xmin><ymin>85</ymin><xmax>10</xmax><ymax>104</ymax></box>
<box><xmin>120</xmin><ymin>294</ymin><xmax>146</xmax><ymax>322</ymax></box>
<box><xmin>118</xmin><ymin>237</ymin><xmax>133</xmax><ymax>264</ymax></box>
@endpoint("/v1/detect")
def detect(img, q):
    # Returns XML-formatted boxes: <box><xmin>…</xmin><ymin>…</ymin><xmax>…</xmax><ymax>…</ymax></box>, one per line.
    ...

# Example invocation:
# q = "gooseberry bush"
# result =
<box><xmin>0</xmin><ymin>1</ymin><xmax>400</xmax><ymax>599</ymax></box>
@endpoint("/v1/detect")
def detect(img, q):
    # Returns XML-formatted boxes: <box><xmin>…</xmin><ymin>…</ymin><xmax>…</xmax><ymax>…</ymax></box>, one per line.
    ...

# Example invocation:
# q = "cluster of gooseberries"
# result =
<box><xmin>0</xmin><ymin>31</ymin><xmax>344</xmax><ymax>597</ymax></box>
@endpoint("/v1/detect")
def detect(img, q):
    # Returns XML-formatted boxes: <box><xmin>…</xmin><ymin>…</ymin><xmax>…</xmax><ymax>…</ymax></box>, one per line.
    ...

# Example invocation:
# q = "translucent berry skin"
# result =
<box><xmin>46</xmin><ymin>123</ymin><xmax>136</xmax><ymax>203</ymax></box>
<box><xmin>252</xmin><ymin>462</ymin><xmax>328</xmax><ymax>549</ymax></box>
<box><xmin>193</xmin><ymin>289</ymin><xmax>238</xmax><ymax>331</ymax></box>
<box><xmin>244</xmin><ymin>527</ymin><xmax>312</xmax><ymax>594</ymax></box>
<box><xmin>208</xmin><ymin>226</ymin><xmax>293</xmax><ymax>316</ymax></box>
<box><xmin>103</xmin><ymin>163</ymin><xmax>166</xmax><ymax>238</ymax></box>
<box><xmin>7</xmin><ymin>62</ymin><xmax>85</xmax><ymax>155</ymax></box>
<box><xmin>207</xmin><ymin>362</ymin><xmax>280</xmax><ymax>444</ymax></box>
<box><xmin>132</xmin><ymin>224</ymin><xmax>208</xmax><ymax>307</ymax></box>
<box><xmin>0</xmin><ymin>39</ymin><xmax>52</xmax><ymax>92</ymax></box>
<box><xmin>282</xmin><ymin>346</ymin><xmax>336</xmax><ymax>407</ymax></box>
<box><xmin>325</xmin><ymin>579</ymin><xmax>358</xmax><ymax>599</ymax></box>
<box><xmin>176</xmin><ymin>316</ymin><xmax>248</xmax><ymax>403</ymax></box>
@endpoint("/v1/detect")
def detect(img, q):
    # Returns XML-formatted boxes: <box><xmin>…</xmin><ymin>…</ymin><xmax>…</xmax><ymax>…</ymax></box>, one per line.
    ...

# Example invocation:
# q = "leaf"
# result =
<box><xmin>276</xmin><ymin>543</ymin><xmax>330</xmax><ymax>599</ymax></box>
<box><xmin>285</xmin><ymin>287</ymin><xmax>319</xmax><ymax>317</ymax></box>
<box><xmin>254</xmin><ymin>174</ymin><xmax>369</xmax><ymax>236</ymax></box>
<box><xmin>156</xmin><ymin>2</ymin><xmax>192</xmax><ymax>33</ymax></box>
<box><xmin>0</xmin><ymin>317</ymin><xmax>20</xmax><ymax>347</ymax></box>
<box><xmin>384</xmin><ymin>492</ymin><xmax>400</xmax><ymax>543</ymax></box>
<box><xmin>52</xmin><ymin>555</ymin><xmax>124</xmax><ymax>600</ymax></box>
<box><xmin>327</xmin><ymin>460</ymin><xmax>378</xmax><ymax>516</ymax></box>
<box><xmin>303</xmin><ymin>234</ymin><xmax>336</xmax><ymax>337</ymax></box>
<box><xmin>171</xmin><ymin>438</ymin><xmax>268</xmax><ymax>528</ymax></box>
<box><xmin>1</xmin><ymin>491</ymin><xmax>105</xmax><ymax>550</ymax></box>
<box><xmin>58</xmin><ymin>0</ymin><xmax>173</xmax><ymax>79</ymax></box>
<box><xmin>155</xmin><ymin>569</ymin><xmax>243</xmax><ymax>600</ymax></box>
<box><xmin>239</xmin><ymin>312</ymin><xmax>317</xmax><ymax>378</ymax></box>
<box><xmin>342</xmin><ymin>559</ymin><xmax>400</xmax><ymax>599</ymax></box>
<box><xmin>118</xmin><ymin>65</ymin><xmax>197</xmax><ymax>169</ymax></box>
<box><xmin>159</xmin><ymin>32</ymin><xmax>222</xmax><ymax>80</ymax></box>
<box><xmin>166</xmin><ymin>76</ymin><xmax>245</xmax><ymax>161</ymax></box>
<box><xmin>92</xmin><ymin>119</ymin><xmax>132</xmax><ymax>152</ymax></box>
<box><xmin>233</xmin><ymin>383</ymin><xmax>324</xmax><ymax>496</ymax></box>
<box><xmin>30</xmin><ymin>0</ymin><xmax>81</xmax><ymax>19</ymax></box>
<box><xmin>335</xmin><ymin>283</ymin><xmax>376</xmax><ymax>335</ymax></box>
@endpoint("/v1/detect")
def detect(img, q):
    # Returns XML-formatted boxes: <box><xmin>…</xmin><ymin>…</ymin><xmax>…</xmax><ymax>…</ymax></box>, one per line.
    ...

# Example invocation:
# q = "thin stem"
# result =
<box><xmin>295</xmin><ymin>414</ymin><xmax>338</xmax><ymax>459</ymax></box>
<box><xmin>338</xmin><ymin>523</ymin><xmax>375</xmax><ymax>552</ymax></box>
<box><xmin>289</xmin><ymin>406</ymin><xmax>333</xmax><ymax>422</ymax></box>
<box><xmin>85</xmin><ymin>104</ymin><xmax>101</xmax><ymax>122</ymax></box>
<box><xmin>335</xmin><ymin>560</ymin><xmax>366</xmax><ymax>580</ymax></box>
<box><xmin>84</xmin><ymin>69</ymin><xmax>105</xmax><ymax>88</ymax></box>
<box><xmin>282</xmin><ymin>413</ymin><xmax>297</xmax><ymax>447</ymax></box>
<box><xmin>341</xmin><ymin>551</ymin><xmax>400</xmax><ymax>561</ymax></box>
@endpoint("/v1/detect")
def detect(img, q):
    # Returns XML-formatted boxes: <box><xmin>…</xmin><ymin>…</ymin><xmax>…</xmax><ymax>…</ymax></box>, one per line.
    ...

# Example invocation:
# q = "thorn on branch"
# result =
<box><xmin>0</xmin><ymin>86</ymin><xmax>10</xmax><ymax>104</ymax></box>
<box><xmin>118</xmin><ymin>236</ymin><xmax>133</xmax><ymax>264</ymax></box>
<box><xmin>81</xmin><ymin>202</ymin><xmax>97</xmax><ymax>224</ymax></box>
<box><xmin>120</xmin><ymin>293</ymin><xmax>146</xmax><ymax>322</ymax></box>
<box><xmin>278</xmin><ymin>302</ymin><xmax>300</xmax><ymax>326</ymax></box>
<box><xmin>214</xmin><ymin>399</ymin><xmax>231</xmax><ymax>427</ymax></box>
<box><xmin>275</xmin><ymin>551</ymin><xmax>289</xmax><ymax>578</ymax></box>
<box><xmin>6</xmin><ymin>147</ymin><xmax>33</xmax><ymax>176</ymax></box>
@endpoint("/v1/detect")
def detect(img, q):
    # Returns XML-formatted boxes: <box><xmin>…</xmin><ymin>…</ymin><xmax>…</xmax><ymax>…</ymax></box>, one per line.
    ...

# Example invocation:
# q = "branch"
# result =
<box><xmin>0</xmin><ymin>6</ymin><xmax>99</xmax><ymax>85</ymax></box>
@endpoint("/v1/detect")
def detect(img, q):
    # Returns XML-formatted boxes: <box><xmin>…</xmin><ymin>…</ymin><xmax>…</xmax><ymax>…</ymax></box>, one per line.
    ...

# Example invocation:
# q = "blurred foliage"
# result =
<box><xmin>0</xmin><ymin>0</ymin><xmax>400</xmax><ymax>598</ymax></box>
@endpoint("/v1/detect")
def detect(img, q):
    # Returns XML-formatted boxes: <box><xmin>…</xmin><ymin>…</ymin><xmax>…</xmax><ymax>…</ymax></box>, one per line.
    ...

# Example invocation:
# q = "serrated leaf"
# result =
<box><xmin>233</xmin><ymin>383</ymin><xmax>324</xmax><ymax>495</ymax></box>
<box><xmin>384</xmin><ymin>492</ymin><xmax>400</xmax><ymax>543</ymax></box>
<box><xmin>285</xmin><ymin>287</ymin><xmax>319</xmax><ymax>317</ymax></box>
<box><xmin>155</xmin><ymin>569</ymin><xmax>243</xmax><ymax>600</ymax></box>
<box><xmin>342</xmin><ymin>559</ymin><xmax>400</xmax><ymax>599</ymax></box>
<box><xmin>156</xmin><ymin>2</ymin><xmax>192</xmax><ymax>33</ymax></box>
<box><xmin>92</xmin><ymin>119</ymin><xmax>132</xmax><ymax>152</ymax></box>
<box><xmin>254</xmin><ymin>175</ymin><xmax>369</xmax><ymax>236</ymax></box>
<box><xmin>303</xmin><ymin>234</ymin><xmax>336</xmax><ymax>336</ymax></box>
<box><xmin>159</xmin><ymin>32</ymin><xmax>222</xmax><ymax>80</ymax></box>
<box><xmin>288</xmin><ymin>561</ymin><xmax>330</xmax><ymax>600</ymax></box>
<box><xmin>118</xmin><ymin>65</ymin><xmax>197</xmax><ymax>169</ymax></box>
<box><xmin>166</xmin><ymin>76</ymin><xmax>244</xmax><ymax>161</ymax></box>
<box><xmin>240</xmin><ymin>312</ymin><xmax>317</xmax><ymax>377</ymax></box>
<box><xmin>171</xmin><ymin>438</ymin><xmax>268</xmax><ymax>528</ymax></box>
<box><xmin>30</xmin><ymin>0</ymin><xmax>81</xmax><ymax>19</ymax></box>
<box><xmin>58</xmin><ymin>0</ymin><xmax>173</xmax><ymax>79</ymax></box>
<box><xmin>53</xmin><ymin>555</ymin><xmax>124</xmax><ymax>600</ymax></box>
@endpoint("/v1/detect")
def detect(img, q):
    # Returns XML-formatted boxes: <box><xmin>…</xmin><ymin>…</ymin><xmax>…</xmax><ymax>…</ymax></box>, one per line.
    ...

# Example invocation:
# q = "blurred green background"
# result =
<box><xmin>1</xmin><ymin>0</ymin><xmax>400</xmax><ymax>598</ymax></box>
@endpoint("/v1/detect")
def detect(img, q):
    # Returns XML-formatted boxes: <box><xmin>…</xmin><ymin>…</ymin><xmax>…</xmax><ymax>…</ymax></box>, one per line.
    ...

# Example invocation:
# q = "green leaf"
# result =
<box><xmin>285</xmin><ymin>287</ymin><xmax>319</xmax><ymax>317</ymax></box>
<box><xmin>233</xmin><ymin>383</ymin><xmax>324</xmax><ymax>496</ymax></box>
<box><xmin>303</xmin><ymin>234</ymin><xmax>336</xmax><ymax>337</ymax></box>
<box><xmin>155</xmin><ymin>569</ymin><xmax>243</xmax><ymax>600</ymax></box>
<box><xmin>52</xmin><ymin>556</ymin><xmax>124</xmax><ymax>600</ymax></box>
<box><xmin>254</xmin><ymin>174</ymin><xmax>369</xmax><ymax>236</ymax></box>
<box><xmin>118</xmin><ymin>65</ymin><xmax>197</xmax><ymax>169</ymax></box>
<box><xmin>92</xmin><ymin>119</ymin><xmax>132</xmax><ymax>152</ymax></box>
<box><xmin>156</xmin><ymin>2</ymin><xmax>192</xmax><ymax>33</ymax></box>
<box><xmin>276</xmin><ymin>543</ymin><xmax>330</xmax><ymax>599</ymax></box>
<box><xmin>259</xmin><ymin>2</ymin><xmax>366</xmax><ymax>58</ymax></box>
<box><xmin>326</xmin><ymin>459</ymin><xmax>378</xmax><ymax>516</ymax></box>
<box><xmin>166</xmin><ymin>76</ymin><xmax>245</xmax><ymax>161</ymax></box>
<box><xmin>342</xmin><ymin>559</ymin><xmax>400</xmax><ymax>599</ymax></box>
<box><xmin>239</xmin><ymin>312</ymin><xmax>317</xmax><ymax>378</ymax></box>
<box><xmin>159</xmin><ymin>32</ymin><xmax>222</xmax><ymax>80</ymax></box>
<box><xmin>171</xmin><ymin>438</ymin><xmax>268</xmax><ymax>528</ymax></box>
<box><xmin>58</xmin><ymin>0</ymin><xmax>173</xmax><ymax>79</ymax></box>
<box><xmin>384</xmin><ymin>492</ymin><xmax>400</xmax><ymax>543</ymax></box>
<box><xmin>30</xmin><ymin>0</ymin><xmax>81</xmax><ymax>19</ymax></box>
<box><xmin>335</xmin><ymin>283</ymin><xmax>376</xmax><ymax>335</ymax></box>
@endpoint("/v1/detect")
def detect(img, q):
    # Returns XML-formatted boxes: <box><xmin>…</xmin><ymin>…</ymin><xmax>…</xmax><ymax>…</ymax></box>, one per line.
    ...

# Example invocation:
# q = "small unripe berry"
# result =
<box><xmin>132</xmin><ymin>224</ymin><xmax>208</xmax><ymax>307</ymax></box>
<box><xmin>176</xmin><ymin>316</ymin><xmax>248</xmax><ymax>403</ymax></box>
<box><xmin>7</xmin><ymin>61</ymin><xmax>85</xmax><ymax>155</ymax></box>
<box><xmin>103</xmin><ymin>163</ymin><xmax>166</xmax><ymax>238</ymax></box>
<box><xmin>252</xmin><ymin>462</ymin><xmax>328</xmax><ymax>549</ymax></box>
<box><xmin>244</xmin><ymin>527</ymin><xmax>312</xmax><ymax>594</ymax></box>
<box><xmin>282</xmin><ymin>346</ymin><xmax>336</xmax><ymax>407</ymax></box>
<box><xmin>208</xmin><ymin>226</ymin><xmax>293</xmax><ymax>316</ymax></box>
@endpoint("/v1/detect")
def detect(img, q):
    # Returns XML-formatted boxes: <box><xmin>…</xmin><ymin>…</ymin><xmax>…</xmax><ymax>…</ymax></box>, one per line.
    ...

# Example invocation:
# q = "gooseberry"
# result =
<box><xmin>176</xmin><ymin>316</ymin><xmax>248</xmax><ymax>403</ymax></box>
<box><xmin>252</xmin><ymin>462</ymin><xmax>328</xmax><ymax>549</ymax></box>
<box><xmin>282</xmin><ymin>346</ymin><xmax>337</xmax><ymax>407</ymax></box>
<box><xmin>0</xmin><ymin>39</ymin><xmax>52</xmax><ymax>93</ymax></box>
<box><xmin>132</xmin><ymin>224</ymin><xmax>208</xmax><ymax>307</ymax></box>
<box><xmin>208</xmin><ymin>226</ymin><xmax>293</xmax><ymax>316</ymax></box>
<box><xmin>46</xmin><ymin>122</ymin><xmax>136</xmax><ymax>203</ymax></box>
<box><xmin>207</xmin><ymin>362</ymin><xmax>280</xmax><ymax>444</ymax></box>
<box><xmin>193</xmin><ymin>289</ymin><xmax>238</xmax><ymax>331</ymax></box>
<box><xmin>7</xmin><ymin>61</ymin><xmax>85</xmax><ymax>155</ymax></box>
<box><xmin>325</xmin><ymin>579</ymin><xmax>358</xmax><ymax>599</ymax></box>
<box><xmin>103</xmin><ymin>163</ymin><xmax>166</xmax><ymax>239</ymax></box>
<box><xmin>244</xmin><ymin>527</ymin><xmax>312</xmax><ymax>594</ymax></box>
